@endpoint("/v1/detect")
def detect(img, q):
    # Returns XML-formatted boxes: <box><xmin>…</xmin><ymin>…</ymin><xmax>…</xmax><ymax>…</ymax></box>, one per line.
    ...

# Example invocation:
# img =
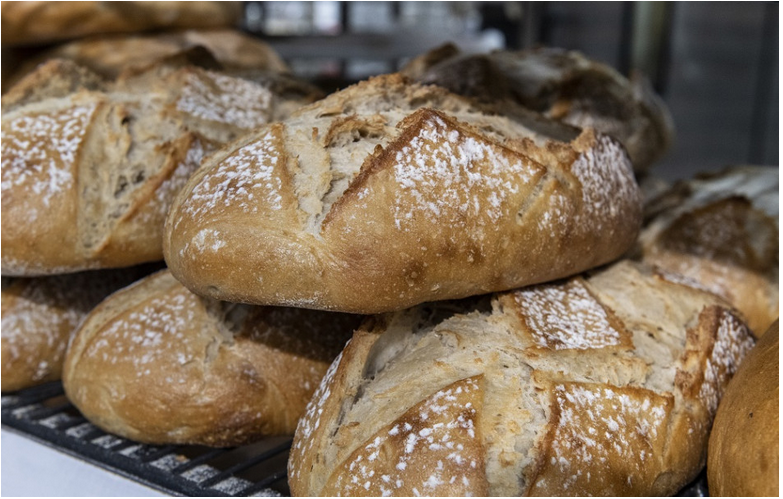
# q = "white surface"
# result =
<box><xmin>1</xmin><ymin>429</ymin><xmax>165</xmax><ymax>497</ymax></box>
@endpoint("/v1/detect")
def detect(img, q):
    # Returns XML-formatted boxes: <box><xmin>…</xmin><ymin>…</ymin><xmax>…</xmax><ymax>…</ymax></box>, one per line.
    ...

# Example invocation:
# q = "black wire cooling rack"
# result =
<box><xmin>2</xmin><ymin>381</ymin><xmax>709</xmax><ymax>497</ymax></box>
<box><xmin>1</xmin><ymin>381</ymin><xmax>291</xmax><ymax>497</ymax></box>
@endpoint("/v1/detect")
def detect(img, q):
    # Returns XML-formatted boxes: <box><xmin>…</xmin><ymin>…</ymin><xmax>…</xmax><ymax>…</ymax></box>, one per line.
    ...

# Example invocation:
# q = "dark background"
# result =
<box><xmin>244</xmin><ymin>1</ymin><xmax>779</xmax><ymax>182</ymax></box>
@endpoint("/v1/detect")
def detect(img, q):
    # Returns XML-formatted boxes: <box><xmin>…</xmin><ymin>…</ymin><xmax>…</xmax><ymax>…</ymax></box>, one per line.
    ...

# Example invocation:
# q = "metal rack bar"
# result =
<box><xmin>2</xmin><ymin>383</ymin><xmax>290</xmax><ymax>497</ymax></box>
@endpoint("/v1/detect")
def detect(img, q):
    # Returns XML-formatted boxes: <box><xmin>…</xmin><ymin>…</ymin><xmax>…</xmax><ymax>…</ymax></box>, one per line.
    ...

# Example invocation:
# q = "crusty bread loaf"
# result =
<box><xmin>288</xmin><ymin>260</ymin><xmax>755</xmax><ymax>496</ymax></box>
<box><xmin>402</xmin><ymin>45</ymin><xmax>674</xmax><ymax>174</ymax></box>
<box><xmin>3</xmin><ymin>29</ymin><xmax>291</xmax><ymax>93</ymax></box>
<box><xmin>639</xmin><ymin>166</ymin><xmax>779</xmax><ymax>336</ymax></box>
<box><xmin>164</xmin><ymin>74</ymin><xmax>642</xmax><ymax>313</ymax></box>
<box><xmin>708</xmin><ymin>320</ymin><xmax>778</xmax><ymax>496</ymax></box>
<box><xmin>2</xmin><ymin>58</ymin><xmax>315</xmax><ymax>276</ymax></box>
<box><xmin>63</xmin><ymin>270</ymin><xmax>360</xmax><ymax>447</ymax></box>
<box><xmin>1</xmin><ymin>2</ymin><xmax>242</xmax><ymax>46</ymax></box>
<box><xmin>1</xmin><ymin>266</ymin><xmax>155</xmax><ymax>392</ymax></box>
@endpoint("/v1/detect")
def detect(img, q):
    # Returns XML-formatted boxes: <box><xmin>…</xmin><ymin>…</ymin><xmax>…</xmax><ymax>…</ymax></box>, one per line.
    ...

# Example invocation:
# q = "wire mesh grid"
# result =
<box><xmin>1</xmin><ymin>381</ymin><xmax>291</xmax><ymax>497</ymax></box>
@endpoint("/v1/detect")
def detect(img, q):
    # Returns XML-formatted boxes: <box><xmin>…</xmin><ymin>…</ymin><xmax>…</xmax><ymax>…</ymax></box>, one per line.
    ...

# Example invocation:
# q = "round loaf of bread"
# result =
<box><xmin>1</xmin><ymin>1</ymin><xmax>242</xmax><ymax>46</ymax></box>
<box><xmin>640</xmin><ymin>166</ymin><xmax>779</xmax><ymax>336</ymax></box>
<box><xmin>708</xmin><ymin>320</ymin><xmax>778</xmax><ymax>496</ymax></box>
<box><xmin>63</xmin><ymin>270</ymin><xmax>360</xmax><ymax>446</ymax></box>
<box><xmin>1</xmin><ymin>267</ymin><xmax>152</xmax><ymax>392</ymax></box>
<box><xmin>2</xmin><ymin>58</ymin><xmax>314</xmax><ymax>276</ymax></box>
<box><xmin>288</xmin><ymin>260</ymin><xmax>755</xmax><ymax>496</ymax></box>
<box><xmin>164</xmin><ymin>74</ymin><xmax>642</xmax><ymax>314</ymax></box>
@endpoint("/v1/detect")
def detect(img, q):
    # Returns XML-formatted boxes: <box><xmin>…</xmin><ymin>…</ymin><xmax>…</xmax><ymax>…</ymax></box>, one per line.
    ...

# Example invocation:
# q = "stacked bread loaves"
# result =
<box><xmin>289</xmin><ymin>261</ymin><xmax>755</xmax><ymax>496</ymax></box>
<box><xmin>2</xmin><ymin>27</ymin><xmax>767</xmax><ymax>497</ymax></box>
<box><xmin>63</xmin><ymin>270</ymin><xmax>360</xmax><ymax>446</ymax></box>
<box><xmin>164</xmin><ymin>74</ymin><xmax>643</xmax><ymax>313</ymax></box>
<box><xmin>2</xmin><ymin>57</ymin><xmax>316</xmax><ymax>275</ymax></box>
<box><xmin>639</xmin><ymin>166</ymin><xmax>779</xmax><ymax>336</ymax></box>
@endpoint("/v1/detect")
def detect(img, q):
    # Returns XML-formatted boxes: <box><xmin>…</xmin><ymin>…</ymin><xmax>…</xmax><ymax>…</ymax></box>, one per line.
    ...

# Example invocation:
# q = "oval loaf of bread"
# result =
<box><xmin>1</xmin><ymin>266</ymin><xmax>153</xmax><ymax>392</ymax></box>
<box><xmin>640</xmin><ymin>165</ymin><xmax>779</xmax><ymax>336</ymax></box>
<box><xmin>63</xmin><ymin>270</ymin><xmax>360</xmax><ymax>447</ymax></box>
<box><xmin>288</xmin><ymin>260</ymin><xmax>755</xmax><ymax>496</ymax></box>
<box><xmin>708</xmin><ymin>320</ymin><xmax>778</xmax><ymax>496</ymax></box>
<box><xmin>2</xmin><ymin>59</ymin><xmax>313</xmax><ymax>276</ymax></box>
<box><xmin>164</xmin><ymin>75</ymin><xmax>642</xmax><ymax>313</ymax></box>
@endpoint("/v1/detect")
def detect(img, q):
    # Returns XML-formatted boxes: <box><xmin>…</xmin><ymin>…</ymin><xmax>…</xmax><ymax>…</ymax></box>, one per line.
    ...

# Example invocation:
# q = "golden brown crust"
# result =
<box><xmin>62</xmin><ymin>270</ymin><xmax>360</xmax><ymax>447</ymax></box>
<box><xmin>708</xmin><ymin>321</ymin><xmax>779</xmax><ymax>496</ymax></box>
<box><xmin>321</xmin><ymin>376</ymin><xmax>488</xmax><ymax>497</ymax></box>
<box><xmin>288</xmin><ymin>261</ymin><xmax>755</xmax><ymax>496</ymax></box>
<box><xmin>528</xmin><ymin>381</ymin><xmax>675</xmax><ymax>495</ymax></box>
<box><xmin>165</xmin><ymin>76</ymin><xmax>642</xmax><ymax>313</ymax></box>
<box><xmin>1</xmin><ymin>60</ymin><xmax>310</xmax><ymax>276</ymax></box>
<box><xmin>1</xmin><ymin>2</ymin><xmax>242</xmax><ymax>46</ymax></box>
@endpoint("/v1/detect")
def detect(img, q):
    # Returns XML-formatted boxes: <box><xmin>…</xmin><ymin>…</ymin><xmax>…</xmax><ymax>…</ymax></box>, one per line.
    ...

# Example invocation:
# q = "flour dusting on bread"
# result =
<box><xmin>2</xmin><ymin>104</ymin><xmax>96</xmax><ymax>213</ymax></box>
<box><xmin>391</xmin><ymin>111</ymin><xmax>536</xmax><ymax>231</ymax></box>
<box><xmin>177</xmin><ymin>70</ymin><xmax>274</xmax><ymax>128</ymax></box>
<box><xmin>289</xmin><ymin>260</ymin><xmax>756</xmax><ymax>496</ymax></box>
<box><xmin>514</xmin><ymin>279</ymin><xmax>626</xmax><ymax>350</ymax></box>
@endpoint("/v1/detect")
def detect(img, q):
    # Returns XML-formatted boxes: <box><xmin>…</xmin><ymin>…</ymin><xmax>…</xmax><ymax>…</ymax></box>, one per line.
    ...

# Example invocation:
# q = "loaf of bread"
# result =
<box><xmin>2</xmin><ymin>58</ymin><xmax>315</xmax><ymax>276</ymax></box>
<box><xmin>1</xmin><ymin>266</ymin><xmax>154</xmax><ymax>392</ymax></box>
<box><xmin>708</xmin><ymin>320</ymin><xmax>778</xmax><ymax>496</ymax></box>
<box><xmin>3</xmin><ymin>29</ymin><xmax>291</xmax><ymax>93</ymax></box>
<box><xmin>402</xmin><ymin>45</ymin><xmax>674</xmax><ymax>174</ymax></box>
<box><xmin>639</xmin><ymin>166</ymin><xmax>778</xmax><ymax>336</ymax></box>
<box><xmin>288</xmin><ymin>260</ymin><xmax>755</xmax><ymax>496</ymax></box>
<box><xmin>63</xmin><ymin>270</ymin><xmax>360</xmax><ymax>447</ymax></box>
<box><xmin>164</xmin><ymin>74</ymin><xmax>642</xmax><ymax>314</ymax></box>
<box><xmin>1</xmin><ymin>1</ymin><xmax>242</xmax><ymax>46</ymax></box>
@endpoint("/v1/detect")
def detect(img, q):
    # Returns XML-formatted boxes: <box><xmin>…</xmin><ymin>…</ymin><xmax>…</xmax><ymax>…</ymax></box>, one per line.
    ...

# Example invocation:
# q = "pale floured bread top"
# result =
<box><xmin>165</xmin><ymin>74</ymin><xmax>641</xmax><ymax>313</ymax></box>
<box><xmin>513</xmin><ymin>278</ymin><xmax>631</xmax><ymax>350</ymax></box>
<box><xmin>273</xmin><ymin>74</ymin><xmax>562</xmax><ymax>234</ymax></box>
<box><xmin>1</xmin><ymin>59</ymin><xmax>315</xmax><ymax>275</ymax></box>
<box><xmin>289</xmin><ymin>260</ymin><xmax>755</xmax><ymax>496</ymax></box>
<box><xmin>173</xmin><ymin>73</ymin><xmax>589</xmax><ymax>239</ymax></box>
<box><xmin>402</xmin><ymin>45</ymin><xmax>674</xmax><ymax>174</ymax></box>
<box><xmin>2</xmin><ymin>101</ymin><xmax>96</xmax><ymax>212</ymax></box>
<box><xmin>640</xmin><ymin>166</ymin><xmax>779</xmax><ymax>335</ymax></box>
